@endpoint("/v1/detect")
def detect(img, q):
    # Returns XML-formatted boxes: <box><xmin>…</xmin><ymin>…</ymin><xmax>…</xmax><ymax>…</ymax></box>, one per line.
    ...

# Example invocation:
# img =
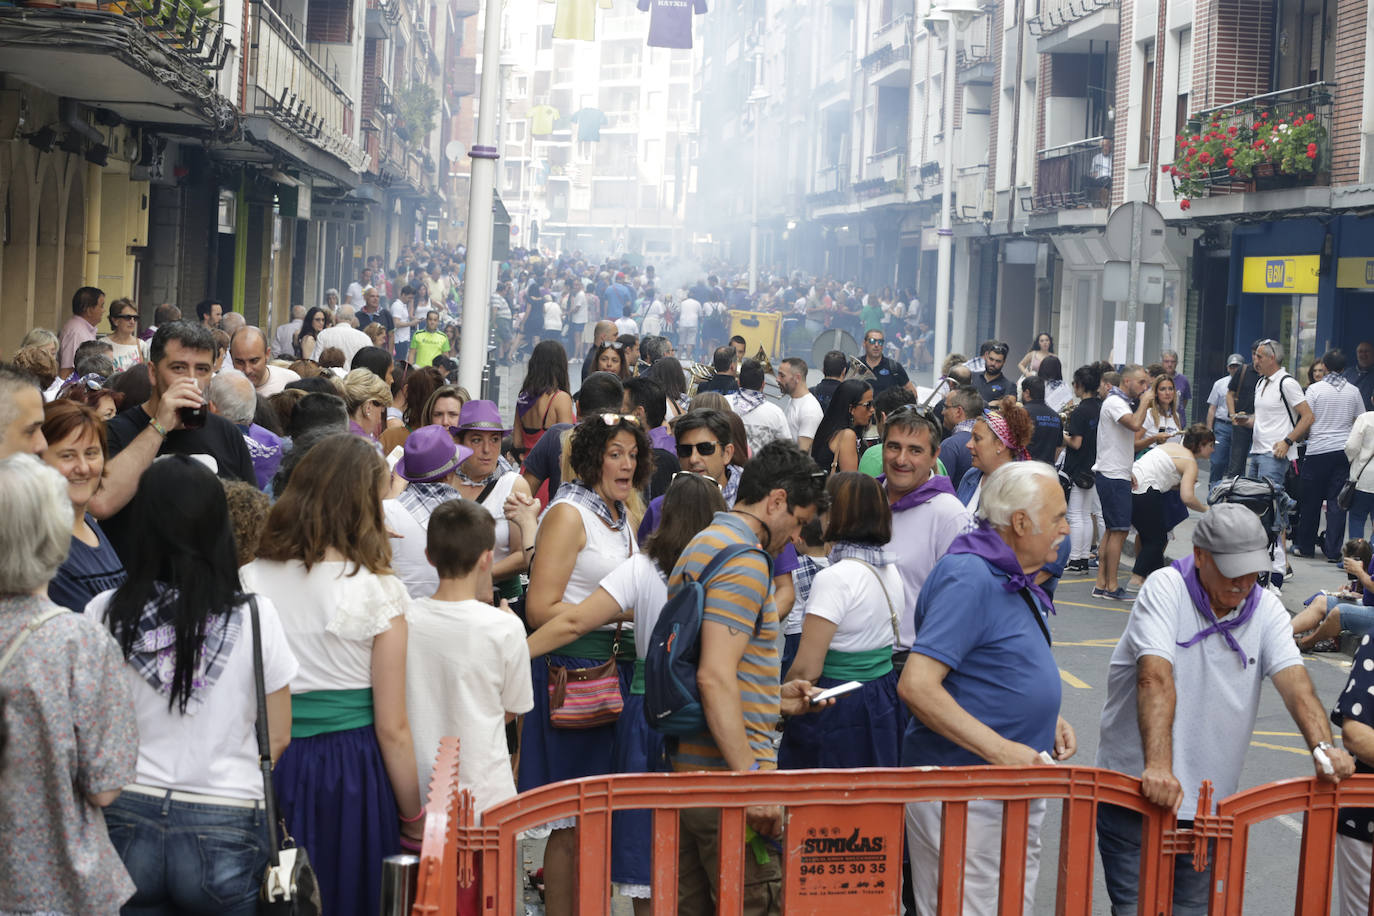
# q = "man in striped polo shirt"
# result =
<box><xmin>668</xmin><ymin>440</ymin><xmax>828</xmax><ymax>916</ymax></box>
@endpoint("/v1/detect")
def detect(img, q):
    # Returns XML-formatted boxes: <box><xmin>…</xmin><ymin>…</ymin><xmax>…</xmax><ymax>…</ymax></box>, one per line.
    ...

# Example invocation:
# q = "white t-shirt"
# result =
<box><xmin>1141</xmin><ymin>409</ymin><xmax>1182</xmax><ymax>446</ymax></box>
<box><xmin>599</xmin><ymin>553</ymin><xmax>668</xmax><ymax>658</ymax></box>
<box><xmin>390</xmin><ymin>299</ymin><xmax>413</xmax><ymax>344</ymax></box>
<box><xmin>88</xmin><ymin>591</ymin><xmax>299</xmax><ymax>800</ymax></box>
<box><xmin>315</xmin><ymin>324</ymin><xmax>373</xmax><ymax>368</ymax></box>
<box><xmin>1094</xmin><ymin>394</ymin><xmax>1136</xmax><ymax>480</ymax></box>
<box><xmin>805</xmin><ymin>558</ymin><xmax>905</xmax><ymax>653</ymax></box>
<box><xmin>678</xmin><ymin>298</ymin><xmax>701</xmax><ymax>328</ymax></box>
<box><xmin>784</xmin><ymin>392</ymin><xmax>824</xmax><ymax>444</ymax></box>
<box><xmin>1250</xmin><ymin>369</ymin><xmax>1305</xmax><ymax>455</ymax></box>
<box><xmin>405</xmin><ymin>597</ymin><xmax>532</xmax><ymax>820</ymax></box>
<box><xmin>345</xmin><ymin>281</ymin><xmax>367</xmax><ymax>310</ymax></box>
<box><xmin>889</xmin><ymin>489</ymin><xmax>973</xmax><ymax>649</ymax></box>
<box><xmin>616</xmin><ymin>317</ymin><xmax>639</xmax><ymax>336</ymax></box>
<box><xmin>1095</xmin><ymin>566</ymin><xmax>1301</xmax><ymax>815</ymax></box>
<box><xmin>108</xmin><ymin>339</ymin><xmax>148</xmax><ymax>373</ymax></box>
<box><xmin>642</xmin><ymin>300</ymin><xmax>667</xmax><ymax>336</ymax></box>
<box><xmin>239</xmin><ymin>560</ymin><xmax>408</xmax><ymax>692</ymax></box>
<box><xmin>1305</xmin><ymin>377</ymin><xmax>1367</xmax><ymax>455</ymax></box>
<box><xmin>1131</xmin><ymin>445</ymin><xmax>1183</xmax><ymax>495</ymax></box>
<box><xmin>256</xmin><ymin>364</ymin><xmax>300</xmax><ymax>397</ymax></box>
<box><xmin>1207</xmin><ymin>376</ymin><xmax>1232</xmax><ymax>423</ymax></box>
<box><xmin>571</xmin><ymin>291</ymin><xmax>590</xmax><ymax>323</ymax></box>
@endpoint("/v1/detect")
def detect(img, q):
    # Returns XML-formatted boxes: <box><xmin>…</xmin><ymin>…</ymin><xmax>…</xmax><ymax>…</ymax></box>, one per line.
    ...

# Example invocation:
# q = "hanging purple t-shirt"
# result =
<box><xmin>638</xmin><ymin>0</ymin><xmax>707</xmax><ymax>49</ymax></box>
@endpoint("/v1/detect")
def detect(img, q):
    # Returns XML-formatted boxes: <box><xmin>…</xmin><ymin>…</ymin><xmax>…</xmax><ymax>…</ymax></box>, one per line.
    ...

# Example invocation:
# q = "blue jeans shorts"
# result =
<box><xmin>1095</xmin><ymin>473</ymin><xmax>1133</xmax><ymax>531</ymax></box>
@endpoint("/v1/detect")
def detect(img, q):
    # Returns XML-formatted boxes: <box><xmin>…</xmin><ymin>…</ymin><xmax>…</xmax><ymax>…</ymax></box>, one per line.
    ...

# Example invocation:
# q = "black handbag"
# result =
<box><xmin>1339</xmin><ymin>452</ymin><xmax>1374</xmax><ymax>511</ymax></box>
<box><xmin>249</xmin><ymin>597</ymin><xmax>323</xmax><ymax>916</ymax></box>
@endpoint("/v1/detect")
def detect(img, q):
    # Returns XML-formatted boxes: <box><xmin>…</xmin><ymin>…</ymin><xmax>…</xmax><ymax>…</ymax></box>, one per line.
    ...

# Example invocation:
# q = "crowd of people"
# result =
<box><xmin>6</xmin><ymin>261</ymin><xmax>1374</xmax><ymax>916</ymax></box>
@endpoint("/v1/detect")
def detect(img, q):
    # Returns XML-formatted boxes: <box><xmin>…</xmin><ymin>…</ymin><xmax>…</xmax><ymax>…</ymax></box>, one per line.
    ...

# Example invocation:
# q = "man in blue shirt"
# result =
<box><xmin>898</xmin><ymin>461</ymin><xmax>1074</xmax><ymax>914</ymax></box>
<box><xmin>937</xmin><ymin>386</ymin><xmax>982</xmax><ymax>490</ymax></box>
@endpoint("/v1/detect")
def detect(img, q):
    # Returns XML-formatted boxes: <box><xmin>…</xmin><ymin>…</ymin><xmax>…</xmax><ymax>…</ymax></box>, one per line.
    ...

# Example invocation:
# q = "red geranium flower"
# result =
<box><xmin>1180</xmin><ymin>199</ymin><xmax>1192</xmax><ymax>210</ymax></box>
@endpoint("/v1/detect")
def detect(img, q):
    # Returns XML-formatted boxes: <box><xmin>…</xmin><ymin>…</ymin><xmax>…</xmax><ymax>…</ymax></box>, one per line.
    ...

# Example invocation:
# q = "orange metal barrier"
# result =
<box><xmin>410</xmin><ymin>736</ymin><xmax>1374</xmax><ymax>915</ymax></box>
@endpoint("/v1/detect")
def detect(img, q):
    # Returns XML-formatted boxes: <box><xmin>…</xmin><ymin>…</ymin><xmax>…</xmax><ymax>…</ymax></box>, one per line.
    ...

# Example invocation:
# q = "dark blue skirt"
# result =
<box><xmin>777</xmin><ymin>671</ymin><xmax>904</xmax><ymax>770</ymax></box>
<box><xmin>611</xmin><ymin>693</ymin><xmax>667</xmax><ymax>890</ymax></box>
<box><xmin>780</xmin><ymin>632</ymin><xmax>802</xmax><ymax>680</ymax></box>
<box><xmin>517</xmin><ymin>654</ymin><xmax>635</xmax><ymax>793</ymax></box>
<box><xmin>272</xmin><ymin>723</ymin><xmax>399</xmax><ymax>916</ymax></box>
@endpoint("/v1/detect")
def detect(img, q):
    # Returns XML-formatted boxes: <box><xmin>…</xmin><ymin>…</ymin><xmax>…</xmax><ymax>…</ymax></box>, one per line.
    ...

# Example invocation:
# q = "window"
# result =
<box><xmin>1138</xmin><ymin>41</ymin><xmax>1155</xmax><ymax>165</ymax></box>
<box><xmin>1174</xmin><ymin>27</ymin><xmax>1191</xmax><ymax>139</ymax></box>
<box><xmin>537</xmin><ymin>25</ymin><xmax>553</xmax><ymax>49</ymax></box>
<box><xmin>508</xmin><ymin>121</ymin><xmax>527</xmax><ymax>143</ymax></box>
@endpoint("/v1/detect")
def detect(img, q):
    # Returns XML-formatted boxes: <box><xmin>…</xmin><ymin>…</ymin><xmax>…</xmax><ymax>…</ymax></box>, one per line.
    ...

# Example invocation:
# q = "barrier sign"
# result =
<box><xmin>784</xmin><ymin>803</ymin><xmax>903</xmax><ymax>915</ymax></box>
<box><xmin>1241</xmin><ymin>255</ymin><xmax>1320</xmax><ymax>294</ymax></box>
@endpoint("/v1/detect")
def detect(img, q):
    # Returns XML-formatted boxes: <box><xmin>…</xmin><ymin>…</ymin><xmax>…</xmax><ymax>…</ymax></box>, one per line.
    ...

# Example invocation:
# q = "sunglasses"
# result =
<box><xmin>598</xmin><ymin>341</ymin><xmax>626</xmax><ymax>350</ymax></box>
<box><xmin>598</xmin><ymin>412</ymin><xmax>640</xmax><ymax>426</ymax></box>
<box><xmin>671</xmin><ymin>470</ymin><xmax>722</xmax><ymax>487</ymax></box>
<box><xmin>676</xmin><ymin>441</ymin><xmax>721</xmax><ymax>458</ymax></box>
<box><xmin>854</xmin><ymin>400</ymin><xmax>875</xmax><ymax>410</ymax></box>
<box><xmin>988</xmin><ymin>345</ymin><xmax>1009</xmax><ymax>356</ymax></box>
<box><xmin>114</xmin><ymin>313</ymin><xmax>139</xmax><ymax>322</ymax></box>
<box><xmin>865</xmin><ymin>337</ymin><xmax>884</xmax><ymax>345</ymax></box>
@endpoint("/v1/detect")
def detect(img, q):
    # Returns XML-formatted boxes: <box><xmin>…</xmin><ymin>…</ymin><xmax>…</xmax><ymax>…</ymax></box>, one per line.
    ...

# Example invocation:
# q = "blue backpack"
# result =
<box><xmin>643</xmin><ymin>542</ymin><xmax>773</xmax><ymax>736</ymax></box>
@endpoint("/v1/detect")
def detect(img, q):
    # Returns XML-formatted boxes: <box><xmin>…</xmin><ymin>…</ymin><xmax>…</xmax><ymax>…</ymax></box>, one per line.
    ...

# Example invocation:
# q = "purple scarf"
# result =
<box><xmin>1171</xmin><ymin>555</ymin><xmax>1262</xmax><ymax>669</ymax></box>
<box><xmin>515</xmin><ymin>388</ymin><xmax>549</xmax><ymax>419</ymax></box>
<box><xmin>946</xmin><ymin>519</ymin><xmax>1056</xmax><ymax>615</ymax></box>
<box><xmin>882</xmin><ymin>472</ymin><xmax>957</xmax><ymax>512</ymax></box>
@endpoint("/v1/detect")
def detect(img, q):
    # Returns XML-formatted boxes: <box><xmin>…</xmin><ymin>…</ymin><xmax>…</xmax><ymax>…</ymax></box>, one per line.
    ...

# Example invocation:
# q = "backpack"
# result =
<box><xmin>643</xmin><ymin>542</ymin><xmax>774</xmax><ymax>736</ymax></box>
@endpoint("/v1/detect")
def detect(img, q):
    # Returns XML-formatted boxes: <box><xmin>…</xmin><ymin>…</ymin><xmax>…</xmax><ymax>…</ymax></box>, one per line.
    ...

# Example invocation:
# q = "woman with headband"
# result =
<box><xmin>956</xmin><ymin>395</ymin><xmax>1035</xmax><ymax>513</ymax></box>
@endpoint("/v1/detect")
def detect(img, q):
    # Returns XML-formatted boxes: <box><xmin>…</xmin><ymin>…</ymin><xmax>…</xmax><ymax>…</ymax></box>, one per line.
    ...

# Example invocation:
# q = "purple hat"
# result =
<box><xmin>453</xmin><ymin>399</ymin><xmax>512</xmax><ymax>434</ymax></box>
<box><xmin>395</xmin><ymin>425</ymin><xmax>473</xmax><ymax>483</ymax></box>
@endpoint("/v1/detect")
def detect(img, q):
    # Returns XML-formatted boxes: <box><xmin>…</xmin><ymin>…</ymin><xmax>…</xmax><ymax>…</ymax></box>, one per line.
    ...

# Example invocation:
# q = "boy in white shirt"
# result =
<box><xmin>405</xmin><ymin>500</ymin><xmax>533</xmax><ymax>830</ymax></box>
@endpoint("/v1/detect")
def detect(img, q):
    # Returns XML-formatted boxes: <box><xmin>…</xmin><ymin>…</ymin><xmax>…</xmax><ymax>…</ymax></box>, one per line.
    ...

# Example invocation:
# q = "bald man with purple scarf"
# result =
<box><xmin>1096</xmin><ymin>503</ymin><xmax>1354</xmax><ymax>916</ymax></box>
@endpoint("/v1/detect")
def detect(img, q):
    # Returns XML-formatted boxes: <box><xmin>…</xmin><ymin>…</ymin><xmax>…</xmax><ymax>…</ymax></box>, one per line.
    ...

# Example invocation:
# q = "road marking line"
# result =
<box><xmin>1061</xmin><ymin>578</ymin><xmax>1097</xmax><ymax>583</ymax></box>
<box><xmin>1276</xmin><ymin>814</ymin><xmax>1304</xmax><ymax>836</ymax></box>
<box><xmin>1059</xmin><ymin>669</ymin><xmax>1090</xmax><ymax>689</ymax></box>
<box><xmin>1055</xmin><ymin>638</ymin><xmax>1123</xmax><ymax>648</ymax></box>
<box><xmin>1056</xmin><ymin>600</ymin><xmax>1130</xmax><ymax>614</ymax></box>
<box><xmin>1253</xmin><ymin>731</ymin><xmax>1302</xmax><ymax>737</ymax></box>
<box><xmin>1250</xmin><ymin>740</ymin><xmax>1309</xmax><ymax>756</ymax></box>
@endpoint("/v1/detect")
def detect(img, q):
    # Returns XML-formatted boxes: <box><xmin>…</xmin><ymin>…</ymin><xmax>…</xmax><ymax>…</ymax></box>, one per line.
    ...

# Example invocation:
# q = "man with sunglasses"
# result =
<box><xmin>860</xmin><ymin>327</ymin><xmax>917</xmax><ymax>397</ymax></box>
<box><xmin>972</xmin><ymin>340</ymin><xmax>1012</xmax><ymax>405</ymax></box>
<box><xmin>637</xmin><ymin>409</ymin><xmax>739</xmax><ymax>541</ymax></box>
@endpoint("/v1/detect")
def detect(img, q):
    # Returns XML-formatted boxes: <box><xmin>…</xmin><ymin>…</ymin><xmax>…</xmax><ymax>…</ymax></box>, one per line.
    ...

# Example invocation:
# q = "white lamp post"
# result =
<box><xmin>747</xmin><ymin>48</ymin><xmax>769</xmax><ymax>295</ymax></box>
<box><xmin>924</xmin><ymin>0</ymin><xmax>984</xmax><ymax>386</ymax></box>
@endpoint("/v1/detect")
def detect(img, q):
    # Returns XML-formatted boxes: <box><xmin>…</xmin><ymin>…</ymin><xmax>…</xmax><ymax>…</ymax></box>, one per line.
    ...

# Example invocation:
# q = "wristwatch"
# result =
<box><xmin>1283</xmin><ymin>437</ymin><xmax>1294</xmax><ymax>446</ymax></box>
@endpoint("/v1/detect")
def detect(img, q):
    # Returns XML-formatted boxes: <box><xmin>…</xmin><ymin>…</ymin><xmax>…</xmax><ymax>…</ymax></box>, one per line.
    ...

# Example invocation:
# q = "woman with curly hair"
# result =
<box><xmin>521</xmin><ymin>412</ymin><xmax>652</xmax><ymax>916</ymax></box>
<box><xmin>957</xmin><ymin>395</ymin><xmax>1035</xmax><ymax>512</ymax></box>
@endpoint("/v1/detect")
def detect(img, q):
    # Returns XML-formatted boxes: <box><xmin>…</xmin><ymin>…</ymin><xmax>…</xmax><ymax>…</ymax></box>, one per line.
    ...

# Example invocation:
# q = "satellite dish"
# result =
<box><xmin>444</xmin><ymin>140</ymin><xmax>465</xmax><ymax>161</ymax></box>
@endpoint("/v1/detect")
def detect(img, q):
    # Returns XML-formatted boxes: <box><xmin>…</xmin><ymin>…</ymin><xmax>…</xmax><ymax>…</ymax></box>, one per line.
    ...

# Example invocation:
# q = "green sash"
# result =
<box><xmin>821</xmin><ymin>646</ymin><xmax>893</xmax><ymax>682</ymax></box>
<box><xmin>291</xmin><ymin>688</ymin><xmax>374</xmax><ymax>738</ymax></box>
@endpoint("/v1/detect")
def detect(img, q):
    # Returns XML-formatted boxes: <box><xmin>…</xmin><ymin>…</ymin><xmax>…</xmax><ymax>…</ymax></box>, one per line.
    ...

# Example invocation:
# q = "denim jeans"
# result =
<box><xmin>1209</xmin><ymin>420</ymin><xmax>1232</xmax><ymax>484</ymax></box>
<box><xmin>105</xmin><ymin>789</ymin><xmax>271</xmax><ymax>916</ymax></box>
<box><xmin>1349</xmin><ymin>490</ymin><xmax>1374</xmax><ymax>541</ymax></box>
<box><xmin>1097</xmin><ymin>803</ymin><xmax>1211</xmax><ymax>916</ymax></box>
<box><xmin>1295</xmin><ymin>449</ymin><xmax>1350</xmax><ymax>558</ymax></box>
<box><xmin>1246</xmin><ymin>452</ymin><xmax>1295</xmax><ymax>526</ymax></box>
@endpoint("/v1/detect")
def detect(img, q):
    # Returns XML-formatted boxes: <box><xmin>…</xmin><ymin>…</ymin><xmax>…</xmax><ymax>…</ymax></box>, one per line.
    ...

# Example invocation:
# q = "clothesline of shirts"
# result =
<box><xmin>541</xmin><ymin>0</ymin><xmax>706</xmax><ymax>48</ymax></box>
<box><xmin>527</xmin><ymin>106</ymin><xmax>609</xmax><ymax>141</ymax></box>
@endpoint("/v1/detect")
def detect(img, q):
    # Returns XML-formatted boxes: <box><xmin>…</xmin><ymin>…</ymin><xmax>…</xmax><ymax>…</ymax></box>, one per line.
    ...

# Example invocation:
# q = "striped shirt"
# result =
<box><xmin>667</xmin><ymin>512</ymin><xmax>779</xmax><ymax>771</ymax></box>
<box><xmin>1304</xmin><ymin>375</ymin><xmax>1367</xmax><ymax>455</ymax></box>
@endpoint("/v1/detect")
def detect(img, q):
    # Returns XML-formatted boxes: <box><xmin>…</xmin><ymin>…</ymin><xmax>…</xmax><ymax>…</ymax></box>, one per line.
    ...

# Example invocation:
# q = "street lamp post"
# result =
<box><xmin>925</xmin><ymin>0</ymin><xmax>984</xmax><ymax>386</ymax></box>
<box><xmin>747</xmin><ymin>48</ymin><xmax>768</xmax><ymax>295</ymax></box>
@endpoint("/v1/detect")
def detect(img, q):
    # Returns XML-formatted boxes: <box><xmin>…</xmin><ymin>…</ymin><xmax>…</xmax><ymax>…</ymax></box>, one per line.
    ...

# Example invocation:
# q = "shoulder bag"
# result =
<box><xmin>547</xmin><ymin>621</ymin><xmax>625</xmax><ymax>729</ymax></box>
<box><xmin>1339</xmin><ymin>446</ymin><xmax>1374</xmax><ymax>511</ymax></box>
<box><xmin>0</xmin><ymin>605</ymin><xmax>67</xmax><ymax>678</ymax></box>
<box><xmin>250</xmin><ymin>597</ymin><xmax>323</xmax><ymax>916</ymax></box>
<box><xmin>846</xmin><ymin>559</ymin><xmax>901</xmax><ymax>648</ymax></box>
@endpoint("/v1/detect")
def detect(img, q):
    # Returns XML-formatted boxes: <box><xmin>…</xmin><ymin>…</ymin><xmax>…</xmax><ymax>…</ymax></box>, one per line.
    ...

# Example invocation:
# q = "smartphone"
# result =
<box><xmin>810</xmin><ymin>681</ymin><xmax>864</xmax><ymax>704</ymax></box>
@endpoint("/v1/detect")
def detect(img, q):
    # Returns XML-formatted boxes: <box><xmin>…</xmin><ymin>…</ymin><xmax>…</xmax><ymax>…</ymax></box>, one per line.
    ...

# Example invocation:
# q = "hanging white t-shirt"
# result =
<box><xmin>88</xmin><ymin>591</ymin><xmax>299</xmax><ymax>800</ymax></box>
<box><xmin>406</xmin><ymin>597</ymin><xmax>532</xmax><ymax>820</ymax></box>
<box><xmin>599</xmin><ymin>552</ymin><xmax>668</xmax><ymax>658</ymax></box>
<box><xmin>239</xmin><ymin>559</ymin><xmax>408</xmax><ymax>693</ymax></box>
<box><xmin>804</xmin><ymin>558</ymin><xmax>905</xmax><ymax>653</ymax></box>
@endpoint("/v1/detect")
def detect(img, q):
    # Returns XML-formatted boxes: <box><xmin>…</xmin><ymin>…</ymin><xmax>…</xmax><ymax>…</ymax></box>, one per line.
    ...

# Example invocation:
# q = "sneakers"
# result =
<box><xmin>1092</xmin><ymin>586</ymin><xmax>1131</xmax><ymax>601</ymax></box>
<box><xmin>1066</xmin><ymin>559</ymin><xmax>1090</xmax><ymax>573</ymax></box>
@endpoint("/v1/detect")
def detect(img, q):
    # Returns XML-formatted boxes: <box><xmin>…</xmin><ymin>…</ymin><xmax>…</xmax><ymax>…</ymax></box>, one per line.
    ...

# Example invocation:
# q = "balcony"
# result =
<box><xmin>365</xmin><ymin>0</ymin><xmax>399</xmax><ymax>38</ymax></box>
<box><xmin>809</xmin><ymin>163</ymin><xmax>852</xmax><ymax>205</ymax></box>
<box><xmin>600</xmin><ymin>61</ymin><xmax>641</xmax><ymax>83</ymax></box>
<box><xmin>864</xmin><ymin>14</ymin><xmax>912</xmax><ymax>87</ymax></box>
<box><xmin>447</xmin><ymin>56</ymin><xmax>476</xmax><ymax>99</ymax></box>
<box><xmin>1029</xmin><ymin>0</ymin><xmax>1118</xmax><ymax>53</ymax></box>
<box><xmin>856</xmin><ymin>149</ymin><xmax>905</xmax><ymax>200</ymax></box>
<box><xmin>814</xmin><ymin>54</ymin><xmax>853</xmax><ymax>109</ymax></box>
<box><xmin>0</xmin><ymin>0</ymin><xmax>233</xmax><ymax>134</ymax></box>
<box><xmin>244</xmin><ymin>0</ymin><xmax>369</xmax><ymax>180</ymax></box>
<box><xmin>1032</xmin><ymin>136</ymin><xmax>1110</xmax><ymax>211</ymax></box>
<box><xmin>1166</xmin><ymin>83</ymin><xmax>1334</xmax><ymax>214</ymax></box>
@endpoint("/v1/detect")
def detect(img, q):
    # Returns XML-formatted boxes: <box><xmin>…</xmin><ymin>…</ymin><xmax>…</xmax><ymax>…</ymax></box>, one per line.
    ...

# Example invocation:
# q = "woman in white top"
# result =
<box><xmin>98</xmin><ymin>456</ymin><xmax>298</xmax><ymax>915</ymax></box>
<box><xmin>241</xmin><ymin>434</ymin><xmax>422</xmax><ymax>916</ymax></box>
<box><xmin>1127</xmin><ymin>423</ymin><xmax>1215</xmax><ymax>589</ymax></box>
<box><xmin>521</xmin><ymin>413</ymin><xmax>653</xmax><ymax>916</ymax></box>
<box><xmin>525</xmin><ymin>473</ymin><xmax>726</xmax><ymax>913</ymax></box>
<box><xmin>1346</xmin><ymin>411</ymin><xmax>1374</xmax><ymax>541</ymax></box>
<box><xmin>1138</xmin><ymin>374</ymin><xmax>1184</xmax><ymax>451</ymax></box>
<box><xmin>104</xmin><ymin>298</ymin><xmax>148</xmax><ymax>372</ymax></box>
<box><xmin>450</xmin><ymin>399</ymin><xmax>539</xmax><ymax>603</ymax></box>
<box><xmin>780</xmin><ymin>472</ymin><xmax>906</xmax><ymax>770</ymax></box>
<box><xmin>542</xmin><ymin>294</ymin><xmax>564</xmax><ymax>343</ymax></box>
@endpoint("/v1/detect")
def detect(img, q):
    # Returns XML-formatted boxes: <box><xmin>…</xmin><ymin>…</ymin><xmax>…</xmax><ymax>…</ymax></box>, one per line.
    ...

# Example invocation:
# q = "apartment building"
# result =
<box><xmin>0</xmin><ymin>0</ymin><xmax>473</xmax><ymax>348</ymax></box>
<box><xmin>696</xmin><ymin>0</ymin><xmax>1374</xmax><ymax>396</ymax></box>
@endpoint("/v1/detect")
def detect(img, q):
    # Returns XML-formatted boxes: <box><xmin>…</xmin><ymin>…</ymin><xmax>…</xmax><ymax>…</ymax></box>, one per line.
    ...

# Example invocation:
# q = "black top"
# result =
<box><xmin>1062</xmin><ymin>396</ymin><xmax>1103</xmax><ymax>480</ymax></box>
<box><xmin>357</xmin><ymin>307</ymin><xmax>394</xmax><ymax>335</ymax></box>
<box><xmin>974</xmin><ymin>371</ymin><xmax>1011</xmax><ymax>406</ymax></box>
<box><xmin>812</xmin><ymin>378</ymin><xmax>841</xmax><ymax>412</ymax></box>
<box><xmin>1228</xmin><ymin>364</ymin><xmax>1262</xmax><ymax>414</ymax></box>
<box><xmin>47</xmin><ymin>517</ymin><xmax>126</xmax><ymax>613</ymax></box>
<box><xmin>1023</xmin><ymin>401</ymin><xmax>1064</xmax><ymax>466</ymax></box>
<box><xmin>103</xmin><ymin>406</ymin><xmax>256</xmax><ymax>562</ymax></box>
<box><xmin>696</xmin><ymin>374</ymin><xmax>740</xmax><ymax>395</ymax></box>
<box><xmin>863</xmin><ymin>356</ymin><xmax>911</xmax><ymax>396</ymax></box>
<box><xmin>1333</xmin><ymin>636</ymin><xmax>1374</xmax><ymax>840</ymax></box>
<box><xmin>648</xmin><ymin>447</ymin><xmax>680</xmax><ymax>500</ymax></box>
<box><xmin>524</xmin><ymin>422</ymin><xmax>574</xmax><ymax>494</ymax></box>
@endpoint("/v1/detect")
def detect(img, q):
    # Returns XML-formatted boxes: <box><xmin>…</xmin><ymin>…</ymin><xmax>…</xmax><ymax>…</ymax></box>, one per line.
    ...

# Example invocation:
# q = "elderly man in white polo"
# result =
<box><xmin>1096</xmin><ymin>503</ymin><xmax>1355</xmax><ymax>915</ymax></box>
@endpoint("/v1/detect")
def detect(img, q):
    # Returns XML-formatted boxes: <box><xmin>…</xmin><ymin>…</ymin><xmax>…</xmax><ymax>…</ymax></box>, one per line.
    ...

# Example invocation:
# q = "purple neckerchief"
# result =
<box><xmin>515</xmin><ymin>388</ymin><xmax>547</xmax><ymax>419</ymax></box>
<box><xmin>881</xmin><ymin>472</ymin><xmax>956</xmax><ymax>512</ymax></box>
<box><xmin>649</xmin><ymin>425</ymin><xmax>675</xmax><ymax>452</ymax></box>
<box><xmin>1171</xmin><ymin>555</ymin><xmax>1262</xmax><ymax>668</ymax></box>
<box><xmin>946</xmin><ymin>519</ymin><xmax>1055</xmax><ymax>614</ymax></box>
<box><xmin>1106</xmin><ymin>385</ymin><xmax>1130</xmax><ymax>403</ymax></box>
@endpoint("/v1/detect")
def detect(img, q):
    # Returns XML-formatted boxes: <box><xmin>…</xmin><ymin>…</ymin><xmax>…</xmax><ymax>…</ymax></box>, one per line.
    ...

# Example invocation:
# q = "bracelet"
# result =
<box><xmin>149</xmin><ymin>419</ymin><xmax>169</xmax><ymax>439</ymax></box>
<box><xmin>399</xmin><ymin>808</ymin><xmax>426</xmax><ymax>823</ymax></box>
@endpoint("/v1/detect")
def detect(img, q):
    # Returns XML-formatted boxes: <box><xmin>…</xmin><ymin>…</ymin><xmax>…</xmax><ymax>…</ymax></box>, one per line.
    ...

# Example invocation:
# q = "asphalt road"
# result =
<box><xmin>1036</xmin><ymin>512</ymin><xmax>1356</xmax><ymax>914</ymax></box>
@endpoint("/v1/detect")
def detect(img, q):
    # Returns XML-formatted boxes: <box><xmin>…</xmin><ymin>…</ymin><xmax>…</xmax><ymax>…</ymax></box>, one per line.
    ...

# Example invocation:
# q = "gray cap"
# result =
<box><xmin>1227</xmin><ymin>353</ymin><xmax>1245</xmax><ymax>367</ymax></box>
<box><xmin>1192</xmin><ymin>503</ymin><xmax>1270</xmax><ymax>578</ymax></box>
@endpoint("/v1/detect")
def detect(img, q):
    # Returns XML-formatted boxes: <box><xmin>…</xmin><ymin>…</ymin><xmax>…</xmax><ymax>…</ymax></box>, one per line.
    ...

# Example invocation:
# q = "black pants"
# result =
<box><xmin>1132</xmin><ymin>488</ymin><xmax>1169</xmax><ymax>578</ymax></box>
<box><xmin>1226</xmin><ymin>425</ymin><xmax>1254</xmax><ymax>478</ymax></box>
<box><xmin>1296</xmin><ymin>449</ymin><xmax>1350</xmax><ymax>558</ymax></box>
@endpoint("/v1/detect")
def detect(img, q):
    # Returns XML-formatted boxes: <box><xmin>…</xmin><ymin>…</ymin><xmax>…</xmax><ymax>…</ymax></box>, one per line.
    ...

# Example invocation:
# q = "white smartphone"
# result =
<box><xmin>810</xmin><ymin>681</ymin><xmax>864</xmax><ymax>704</ymax></box>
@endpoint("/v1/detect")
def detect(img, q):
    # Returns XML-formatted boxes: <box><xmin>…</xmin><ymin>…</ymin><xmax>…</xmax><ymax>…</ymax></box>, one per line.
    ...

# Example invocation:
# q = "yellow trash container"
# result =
<box><xmin>727</xmin><ymin>310</ymin><xmax>783</xmax><ymax>361</ymax></box>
